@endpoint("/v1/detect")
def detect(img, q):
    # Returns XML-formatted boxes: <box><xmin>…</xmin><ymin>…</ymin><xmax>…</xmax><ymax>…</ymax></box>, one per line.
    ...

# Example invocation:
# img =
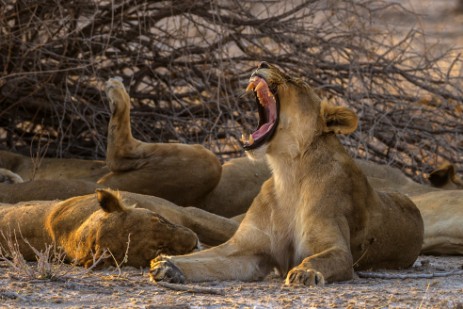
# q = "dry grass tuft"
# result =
<box><xmin>0</xmin><ymin>231</ymin><xmax>68</xmax><ymax>280</ymax></box>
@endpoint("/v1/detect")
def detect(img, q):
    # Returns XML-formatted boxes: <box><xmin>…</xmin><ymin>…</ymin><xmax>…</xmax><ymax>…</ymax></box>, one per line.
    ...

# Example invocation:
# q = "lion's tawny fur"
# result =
<box><xmin>0</xmin><ymin>189</ymin><xmax>199</xmax><ymax>268</ymax></box>
<box><xmin>97</xmin><ymin>79</ymin><xmax>222</xmax><ymax>206</ymax></box>
<box><xmin>0</xmin><ymin>150</ymin><xmax>108</xmax><ymax>182</ymax></box>
<box><xmin>150</xmin><ymin>63</ymin><xmax>424</xmax><ymax>286</ymax></box>
<box><xmin>411</xmin><ymin>190</ymin><xmax>463</xmax><ymax>255</ymax></box>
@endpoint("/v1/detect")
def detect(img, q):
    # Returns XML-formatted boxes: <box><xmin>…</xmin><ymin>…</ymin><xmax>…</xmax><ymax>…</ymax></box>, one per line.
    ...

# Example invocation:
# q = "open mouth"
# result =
<box><xmin>241</xmin><ymin>75</ymin><xmax>279</xmax><ymax>150</ymax></box>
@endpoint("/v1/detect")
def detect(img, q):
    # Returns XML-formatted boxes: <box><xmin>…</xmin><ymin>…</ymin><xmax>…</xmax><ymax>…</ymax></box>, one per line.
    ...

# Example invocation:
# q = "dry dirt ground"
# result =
<box><xmin>1</xmin><ymin>256</ymin><xmax>463</xmax><ymax>308</ymax></box>
<box><xmin>2</xmin><ymin>1</ymin><xmax>463</xmax><ymax>308</ymax></box>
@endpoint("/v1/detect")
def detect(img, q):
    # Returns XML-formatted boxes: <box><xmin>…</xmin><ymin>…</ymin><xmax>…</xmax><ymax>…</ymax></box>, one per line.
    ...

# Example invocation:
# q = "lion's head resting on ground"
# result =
<box><xmin>0</xmin><ymin>189</ymin><xmax>199</xmax><ymax>268</ymax></box>
<box><xmin>45</xmin><ymin>189</ymin><xmax>199</xmax><ymax>268</ymax></box>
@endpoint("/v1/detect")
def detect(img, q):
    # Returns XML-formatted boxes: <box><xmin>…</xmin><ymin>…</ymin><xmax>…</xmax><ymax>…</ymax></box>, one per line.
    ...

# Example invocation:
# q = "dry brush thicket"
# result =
<box><xmin>1</xmin><ymin>0</ymin><xmax>462</xmax><ymax>181</ymax></box>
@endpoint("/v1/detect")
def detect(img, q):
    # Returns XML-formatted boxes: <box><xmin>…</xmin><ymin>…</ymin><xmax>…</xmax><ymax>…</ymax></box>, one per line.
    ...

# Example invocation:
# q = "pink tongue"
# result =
<box><xmin>246</xmin><ymin>76</ymin><xmax>278</xmax><ymax>143</ymax></box>
<box><xmin>252</xmin><ymin>122</ymin><xmax>274</xmax><ymax>140</ymax></box>
<box><xmin>251</xmin><ymin>99</ymin><xmax>277</xmax><ymax>140</ymax></box>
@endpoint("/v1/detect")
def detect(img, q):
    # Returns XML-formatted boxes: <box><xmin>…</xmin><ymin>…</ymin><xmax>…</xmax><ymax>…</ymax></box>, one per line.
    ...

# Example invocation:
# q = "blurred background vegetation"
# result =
<box><xmin>1</xmin><ymin>0</ymin><xmax>462</xmax><ymax>182</ymax></box>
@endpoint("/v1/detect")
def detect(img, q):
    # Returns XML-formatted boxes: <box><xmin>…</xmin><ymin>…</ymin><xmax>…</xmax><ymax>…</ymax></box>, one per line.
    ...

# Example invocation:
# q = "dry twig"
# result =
<box><xmin>0</xmin><ymin>230</ymin><xmax>69</xmax><ymax>280</ymax></box>
<box><xmin>357</xmin><ymin>270</ymin><xmax>463</xmax><ymax>280</ymax></box>
<box><xmin>0</xmin><ymin>0</ymin><xmax>462</xmax><ymax>181</ymax></box>
<box><xmin>155</xmin><ymin>281</ymin><xmax>226</xmax><ymax>296</ymax></box>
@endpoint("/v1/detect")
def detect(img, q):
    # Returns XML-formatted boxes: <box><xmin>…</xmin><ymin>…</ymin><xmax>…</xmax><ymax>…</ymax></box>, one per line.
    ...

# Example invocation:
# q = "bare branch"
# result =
<box><xmin>0</xmin><ymin>0</ymin><xmax>462</xmax><ymax>181</ymax></box>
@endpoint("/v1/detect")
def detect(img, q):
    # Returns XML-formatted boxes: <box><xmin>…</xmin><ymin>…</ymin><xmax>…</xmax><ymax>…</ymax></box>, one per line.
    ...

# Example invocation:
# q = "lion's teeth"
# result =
<box><xmin>246</xmin><ymin>83</ymin><xmax>255</xmax><ymax>93</ymax></box>
<box><xmin>248</xmin><ymin>135</ymin><xmax>254</xmax><ymax>144</ymax></box>
<box><xmin>241</xmin><ymin>133</ymin><xmax>246</xmax><ymax>143</ymax></box>
<box><xmin>241</xmin><ymin>133</ymin><xmax>254</xmax><ymax>145</ymax></box>
<box><xmin>257</xmin><ymin>93</ymin><xmax>265</xmax><ymax>106</ymax></box>
<box><xmin>255</xmin><ymin>80</ymin><xmax>264</xmax><ymax>92</ymax></box>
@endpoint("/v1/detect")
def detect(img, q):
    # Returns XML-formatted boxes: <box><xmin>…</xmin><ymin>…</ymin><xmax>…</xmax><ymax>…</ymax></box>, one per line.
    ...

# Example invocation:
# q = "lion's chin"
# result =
<box><xmin>245</xmin><ymin>144</ymin><xmax>269</xmax><ymax>161</ymax></box>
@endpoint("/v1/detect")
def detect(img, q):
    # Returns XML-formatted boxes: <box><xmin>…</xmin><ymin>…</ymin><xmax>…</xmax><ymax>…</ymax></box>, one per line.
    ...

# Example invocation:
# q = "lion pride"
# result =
<box><xmin>149</xmin><ymin>62</ymin><xmax>424</xmax><ymax>286</ymax></box>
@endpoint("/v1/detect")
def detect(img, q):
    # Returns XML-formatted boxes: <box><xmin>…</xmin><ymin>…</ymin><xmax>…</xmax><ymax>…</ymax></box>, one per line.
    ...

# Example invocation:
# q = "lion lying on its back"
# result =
<box><xmin>0</xmin><ymin>189</ymin><xmax>198</xmax><ymax>268</ymax></box>
<box><xmin>150</xmin><ymin>62</ymin><xmax>424</xmax><ymax>286</ymax></box>
<box><xmin>0</xmin><ymin>78</ymin><xmax>222</xmax><ymax>208</ymax></box>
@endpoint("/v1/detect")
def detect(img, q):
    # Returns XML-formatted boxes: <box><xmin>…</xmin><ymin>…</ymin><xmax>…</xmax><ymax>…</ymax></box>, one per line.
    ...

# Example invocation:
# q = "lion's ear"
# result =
<box><xmin>428</xmin><ymin>164</ymin><xmax>463</xmax><ymax>188</ymax></box>
<box><xmin>320</xmin><ymin>99</ymin><xmax>358</xmax><ymax>135</ymax></box>
<box><xmin>95</xmin><ymin>189</ymin><xmax>126</xmax><ymax>213</ymax></box>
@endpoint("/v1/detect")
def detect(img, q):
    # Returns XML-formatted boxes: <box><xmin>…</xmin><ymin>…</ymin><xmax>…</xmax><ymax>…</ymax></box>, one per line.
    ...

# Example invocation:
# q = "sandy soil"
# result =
<box><xmin>1</xmin><ymin>255</ymin><xmax>463</xmax><ymax>308</ymax></box>
<box><xmin>2</xmin><ymin>1</ymin><xmax>463</xmax><ymax>308</ymax></box>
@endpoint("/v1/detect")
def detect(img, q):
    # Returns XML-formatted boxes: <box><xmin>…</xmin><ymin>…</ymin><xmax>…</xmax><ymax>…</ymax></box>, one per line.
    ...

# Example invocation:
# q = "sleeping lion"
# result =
<box><xmin>0</xmin><ymin>189</ymin><xmax>199</xmax><ymax>268</ymax></box>
<box><xmin>149</xmin><ymin>62</ymin><xmax>424</xmax><ymax>286</ymax></box>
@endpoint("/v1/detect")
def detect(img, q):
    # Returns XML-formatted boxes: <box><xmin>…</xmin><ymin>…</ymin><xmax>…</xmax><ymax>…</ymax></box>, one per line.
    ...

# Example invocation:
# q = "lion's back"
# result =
<box><xmin>357</xmin><ymin>191</ymin><xmax>423</xmax><ymax>270</ymax></box>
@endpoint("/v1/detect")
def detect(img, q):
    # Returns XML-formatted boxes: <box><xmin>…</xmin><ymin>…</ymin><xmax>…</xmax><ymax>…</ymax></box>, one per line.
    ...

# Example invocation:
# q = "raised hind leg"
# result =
<box><xmin>100</xmin><ymin>79</ymin><xmax>221</xmax><ymax>205</ymax></box>
<box><xmin>104</xmin><ymin>78</ymin><xmax>141</xmax><ymax>172</ymax></box>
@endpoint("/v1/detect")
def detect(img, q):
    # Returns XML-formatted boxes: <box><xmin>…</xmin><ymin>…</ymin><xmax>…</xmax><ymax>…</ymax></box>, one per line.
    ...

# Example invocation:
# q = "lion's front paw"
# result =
<box><xmin>149</xmin><ymin>256</ymin><xmax>185</xmax><ymax>284</ymax></box>
<box><xmin>285</xmin><ymin>268</ymin><xmax>325</xmax><ymax>287</ymax></box>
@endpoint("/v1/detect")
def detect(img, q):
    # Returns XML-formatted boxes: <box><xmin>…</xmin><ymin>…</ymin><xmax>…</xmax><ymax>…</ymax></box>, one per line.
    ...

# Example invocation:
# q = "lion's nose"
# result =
<box><xmin>258</xmin><ymin>61</ymin><xmax>270</xmax><ymax>69</ymax></box>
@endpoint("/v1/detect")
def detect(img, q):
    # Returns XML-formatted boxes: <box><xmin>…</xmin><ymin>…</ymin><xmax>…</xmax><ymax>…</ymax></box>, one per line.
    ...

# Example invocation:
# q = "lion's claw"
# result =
<box><xmin>285</xmin><ymin>268</ymin><xmax>325</xmax><ymax>287</ymax></box>
<box><xmin>149</xmin><ymin>257</ymin><xmax>185</xmax><ymax>283</ymax></box>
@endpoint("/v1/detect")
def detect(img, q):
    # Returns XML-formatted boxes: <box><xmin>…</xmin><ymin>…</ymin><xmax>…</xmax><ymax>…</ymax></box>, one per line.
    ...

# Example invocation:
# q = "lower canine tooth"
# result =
<box><xmin>248</xmin><ymin>135</ymin><xmax>254</xmax><ymax>144</ymax></box>
<box><xmin>241</xmin><ymin>133</ymin><xmax>254</xmax><ymax>145</ymax></box>
<box><xmin>241</xmin><ymin>133</ymin><xmax>251</xmax><ymax>144</ymax></box>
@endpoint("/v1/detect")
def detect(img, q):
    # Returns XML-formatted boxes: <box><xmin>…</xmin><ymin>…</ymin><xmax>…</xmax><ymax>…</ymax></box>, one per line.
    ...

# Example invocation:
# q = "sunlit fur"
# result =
<box><xmin>0</xmin><ymin>189</ymin><xmax>198</xmax><ymax>268</ymax></box>
<box><xmin>150</xmin><ymin>63</ymin><xmax>424</xmax><ymax>287</ymax></box>
<box><xmin>98</xmin><ymin>79</ymin><xmax>222</xmax><ymax>206</ymax></box>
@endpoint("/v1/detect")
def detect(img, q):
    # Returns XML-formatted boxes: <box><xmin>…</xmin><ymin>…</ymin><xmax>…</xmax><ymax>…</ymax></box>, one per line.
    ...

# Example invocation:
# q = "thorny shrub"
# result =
<box><xmin>0</xmin><ymin>0</ymin><xmax>462</xmax><ymax>181</ymax></box>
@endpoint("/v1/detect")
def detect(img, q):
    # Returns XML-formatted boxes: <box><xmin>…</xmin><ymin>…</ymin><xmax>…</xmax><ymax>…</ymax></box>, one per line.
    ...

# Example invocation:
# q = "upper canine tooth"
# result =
<box><xmin>246</xmin><ymin>83</ymin><xmax>255</xmax><ymax>93</ymax></box>
<box><xmin>255</xmin><ymin>80</ymin><xmax>264</xmax><ymax>92</ymax></box>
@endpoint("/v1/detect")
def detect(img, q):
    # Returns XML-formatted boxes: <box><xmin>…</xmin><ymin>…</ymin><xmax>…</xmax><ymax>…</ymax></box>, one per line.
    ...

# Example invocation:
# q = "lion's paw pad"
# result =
<box><xmin>105</xmin><ymin>78</ymin><xmax>124</xmax><ymax>89</ymax></box>
<box><xmin>105</xmin><ymin>78</ymin><xmax>126</xmax><ymax>96</ymax></box>
<box><xmin>149</xmin><ymin>257</ymin><xmax>185</xmax><ymax>283</ymax></box>
<box><xmin>285</xmin><ymin>268</ymin><xmax>325</xmax><ymax>287</ymax></box>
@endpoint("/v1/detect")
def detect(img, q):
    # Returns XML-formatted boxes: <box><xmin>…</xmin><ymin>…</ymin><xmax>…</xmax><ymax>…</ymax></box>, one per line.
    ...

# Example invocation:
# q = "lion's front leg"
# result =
<box><xmin>150</xmin><ymin>237</ymin><xmax>273</xmax><ymax>283</ymax></box>
<box><xmin>285</xmin><ymin>219</ymin><xmax>353</xmax><ymax>287</ymax></box>
<box><xmin>285</xmin><ymin>248</ymin><xmax>353</xmax><ymax>287</ymax></box>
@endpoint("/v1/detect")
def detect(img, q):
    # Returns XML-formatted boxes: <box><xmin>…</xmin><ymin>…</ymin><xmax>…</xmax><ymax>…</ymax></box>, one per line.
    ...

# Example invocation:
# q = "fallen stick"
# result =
<box><xmin>357</xmin><ymin>269</ymin><xmax>463</xmax><ymax>280</ymax></box>
<box><xmin>155</xmin><ymin>281</ymin><xmax>225</xmax><ymax>296</ymax></box>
